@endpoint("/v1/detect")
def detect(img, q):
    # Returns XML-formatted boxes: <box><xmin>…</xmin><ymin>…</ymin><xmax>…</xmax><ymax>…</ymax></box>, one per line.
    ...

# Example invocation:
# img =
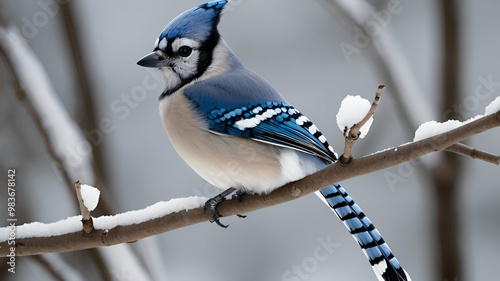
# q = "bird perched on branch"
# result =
<box><xmin>137</xmin><ymin>1</ymin><xmax>411</xmax><ymax>280</ymax></box>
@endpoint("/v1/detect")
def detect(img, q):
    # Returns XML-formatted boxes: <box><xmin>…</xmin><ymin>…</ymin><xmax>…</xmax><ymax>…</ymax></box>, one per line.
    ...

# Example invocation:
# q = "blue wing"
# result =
<box><xmin>184</xmin><ymin>69</ymin><xmax>337</xmax><ymax>163</ymax></box>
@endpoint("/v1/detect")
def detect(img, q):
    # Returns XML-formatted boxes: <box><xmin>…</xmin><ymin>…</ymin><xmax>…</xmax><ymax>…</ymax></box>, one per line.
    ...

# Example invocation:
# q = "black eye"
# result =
<box><xmin>178</xmin><ymin>46</ymin><xmax>192</xmax><ymax>57</ymax></box>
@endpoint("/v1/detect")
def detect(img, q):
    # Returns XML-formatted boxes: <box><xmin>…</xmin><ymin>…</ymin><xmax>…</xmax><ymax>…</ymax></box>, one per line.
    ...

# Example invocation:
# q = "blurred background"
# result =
<box><xmin>0</xmin><ymin>0</ymin><xmax>499</xmax><ymax>280</ymax></box>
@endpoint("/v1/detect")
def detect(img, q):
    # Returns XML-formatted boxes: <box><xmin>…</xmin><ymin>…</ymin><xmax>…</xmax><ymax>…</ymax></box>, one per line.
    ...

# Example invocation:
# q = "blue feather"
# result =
<box><xmin>158</xmin><ymin>1</ymin><xmax>228</xmax><ymax>43</ymax></box>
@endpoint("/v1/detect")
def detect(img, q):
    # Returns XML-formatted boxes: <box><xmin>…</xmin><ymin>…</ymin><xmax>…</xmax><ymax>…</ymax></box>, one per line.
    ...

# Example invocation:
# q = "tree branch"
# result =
<box><xmin>446</xmin><ymin>142</ymin><xmax>499</xmax><ymax>165</ymax></box>
<box><xmin>74</xmin><ymin>181</ymin><xmax>95</xmax><ymax>235</ymax></box>
<box><xmin>341</xmin><ymin>85</ymin><xmax>384</xmax><ymax>163</ymax></box>
<box><xmin>1</xmin><ymin>110</ymin><xmax>498</xmax><ymax>257</ymax></box>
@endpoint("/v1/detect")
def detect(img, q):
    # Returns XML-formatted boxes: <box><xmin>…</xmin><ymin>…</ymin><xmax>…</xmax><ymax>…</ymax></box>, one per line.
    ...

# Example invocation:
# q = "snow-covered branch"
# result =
<box><xmin>74</xmin><ymin>181</ymin><xmax>100</xmax><ymax>235</ymax></box>
<box><xmin>337</xmin><ymin>85</ymin><xmax>383</xmax><ymax>163</ymax></box>
<box><xmin>1</xmin><ymin>108</ymin><xmax>498</xmax><ymax>257</ymax></box>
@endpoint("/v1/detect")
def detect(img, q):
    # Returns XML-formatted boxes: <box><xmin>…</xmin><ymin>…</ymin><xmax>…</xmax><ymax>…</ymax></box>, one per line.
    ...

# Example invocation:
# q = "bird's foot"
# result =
<box><xmin>235</xmin><ymin>190</ymin><xmax>246</xmax><ymax>202</ymax></box>
<box><xmin>234</xmin><ymin>190</ymin><xmax>247</xmax><ymax>218</ymax></box>
<box><xmin>203</xmin><ymin>187</ymin><xmax>236</xmax><ymax>228</ymax></box>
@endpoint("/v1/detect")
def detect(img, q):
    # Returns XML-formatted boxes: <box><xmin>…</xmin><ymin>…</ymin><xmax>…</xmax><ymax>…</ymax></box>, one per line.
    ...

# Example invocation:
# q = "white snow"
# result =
<box><xmin>336</xmin><ymin>95</ymin><xmax>374</xmax><ymax>138</ymax></box>
<box><xmin>0</xmin><ymin>196</ymin><xmax>208</xmax><ymax>242</ymax></box>
<box><xmin>0</xmin><ymin>216</ymin><xmax>83</xmax><ymax>241</ymax></box>
<box><xmin>463</xmin><ymin>114</ymin><xmax>483</xmax><ymax>125</ymax></box>
<box><xmin>485</xmin><ymin>96</ymin><xmax>500</xmax><ymax>115</ymax></box>
<box><xmin>81</xmin><ymin>184</ymin><xmax>100</xmax><ymax>211</ymax></box>
<box><xmin>413</xmin><ymin>120</ymin><xmax>462</xmax><ymax>142</ymax></box>
<box><xmin>93</xmin><ymin>196</ymin><xmax>208</xmax><ymax>230</ymax></box>
<box><xmin>414</xmin><ymin>96</ymin><xmax>500</xmax><ymax>142</ymax></box>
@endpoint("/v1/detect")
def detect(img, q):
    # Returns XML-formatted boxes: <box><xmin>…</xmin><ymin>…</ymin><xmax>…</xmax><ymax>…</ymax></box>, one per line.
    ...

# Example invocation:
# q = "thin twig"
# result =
<box><xmin>341</xmin><ymin>85</ymin><xmax>385</xmax><ymax>163</ymax></box>
<box><xmin>74</xmin><ymin>181</ymin><xmax>95</xmax><ymax>235</ymax></box>
<box><xmin>446</xmin><ymin>143</ymin><xmax>499</xmax><ymax>165</ymax></box>
<box><xmin>1</xmin><ymin>110</ymin><xmax>498</xmax><ymax>257</ymax></box>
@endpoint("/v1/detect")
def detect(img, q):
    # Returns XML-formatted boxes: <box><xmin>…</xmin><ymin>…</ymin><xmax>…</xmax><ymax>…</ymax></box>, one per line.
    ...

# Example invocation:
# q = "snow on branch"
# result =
<box><xmin>336</xmin><ymin>95</ymin><xmax>374</xmax><ymax>139</ymax></box>
<box><xmin>0</xmin><ymin>196</ymin><xmax>208</xmax><ymax>245</ymax></box>
<box><xmin>485</xmin><ymin>96</ymin><xmax>500</xmax><ymax>115</ymax></box>
<box><xmin>0</xmin><ymin>107</ymin><xmax>498</xmax><ymax>257</ymax></box>
<box><xmin>74</xmin><ymin>181</ymin><xmax>99</xmax><ymax>234</ymax></box>
<box><xmin>337</xmin><ymin>85</ymin><xmax>383</xmax><ymax>163</ymax></box>
<box><xmin>414</xmin><ymin>96</ymin><xmax>500</xmax><ymax>164</ymax></box>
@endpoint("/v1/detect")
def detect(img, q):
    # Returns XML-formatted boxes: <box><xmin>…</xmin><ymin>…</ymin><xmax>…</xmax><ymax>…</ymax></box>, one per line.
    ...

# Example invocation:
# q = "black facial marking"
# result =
<box><xmin>196</xmin><ymin>30</ymin><xmax>220</xmax><ymax>79</ymax></box>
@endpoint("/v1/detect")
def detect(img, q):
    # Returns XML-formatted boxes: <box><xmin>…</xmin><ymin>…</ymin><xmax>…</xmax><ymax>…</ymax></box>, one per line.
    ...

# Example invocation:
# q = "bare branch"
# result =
<box><xmin>1</xmin><ymin>110</ymin><xmax>498</xmax><ymax>257</ymax></box>
<box><xmin>446</xmin><ymin>143</ymin><xmax>499</xmax><ymax>165</ymax></box>
<box><xmin>341</xmin><ymin>85</ymin><xmax>384</xmax><ymax>162</ymax></box>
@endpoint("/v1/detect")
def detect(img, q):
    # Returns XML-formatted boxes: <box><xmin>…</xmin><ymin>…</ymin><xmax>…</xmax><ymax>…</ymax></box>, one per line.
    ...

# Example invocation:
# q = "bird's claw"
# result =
<box><xmin>203</xmin><ymin>197</ymin><xmax>229</xmax><ymax>228</ymax></box>
<box><xmin>235</xmin><ymin>190</ymin><xmax>246</xmax><ymax>202</ymax></box>
<box><xmin>234</xmin><ymin>190</ymin><xmax>247</xmax><ymax>218</ymax></box>
<box><xmin>203</xmin><ymin>187</ymin><xmax>236</xmax><ymax>228</ymax></box>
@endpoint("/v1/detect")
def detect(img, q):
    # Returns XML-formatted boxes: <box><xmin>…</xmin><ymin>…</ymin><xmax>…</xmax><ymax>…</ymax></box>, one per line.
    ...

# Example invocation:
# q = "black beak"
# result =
<box><xmin>137</xmin><ymin>52</ymin><xmax>165</xmax><ymax>68</ymax></box>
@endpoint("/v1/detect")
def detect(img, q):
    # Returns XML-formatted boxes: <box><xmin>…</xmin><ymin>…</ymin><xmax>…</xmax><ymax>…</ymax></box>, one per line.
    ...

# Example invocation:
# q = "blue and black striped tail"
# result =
<box><xmin>316</xmin><ymin>184</ymin><xmax>411</xmax><ymax>281</ymax></box>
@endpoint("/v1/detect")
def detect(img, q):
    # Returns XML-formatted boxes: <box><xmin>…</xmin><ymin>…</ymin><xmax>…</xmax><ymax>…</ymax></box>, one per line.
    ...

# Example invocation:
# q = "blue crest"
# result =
<box><xmin>157</xmin><ymin>1</ymin><xmax>228</xmax><ymax>43</ymax></box>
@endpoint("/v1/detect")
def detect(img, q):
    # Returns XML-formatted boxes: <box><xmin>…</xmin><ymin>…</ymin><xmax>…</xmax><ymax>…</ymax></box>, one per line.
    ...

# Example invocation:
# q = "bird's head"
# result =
<box><xmin>137</xmin><ymin>1</ymin><xmax>228</xmax><ymax>96</ymax></box>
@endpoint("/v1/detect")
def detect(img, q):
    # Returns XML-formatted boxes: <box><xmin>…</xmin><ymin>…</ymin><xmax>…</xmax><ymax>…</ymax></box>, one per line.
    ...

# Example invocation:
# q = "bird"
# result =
<box><xmin>136</xmin><ymin>1</ymin><xmax>411</xmax><ymax>280</ymax></box>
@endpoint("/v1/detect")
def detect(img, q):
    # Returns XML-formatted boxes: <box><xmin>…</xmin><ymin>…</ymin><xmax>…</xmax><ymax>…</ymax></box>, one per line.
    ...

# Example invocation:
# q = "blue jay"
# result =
<box><xmin>137</xmin><ymin>1</ymin><xmax>411</xmax><ymax>280</ymax></box>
